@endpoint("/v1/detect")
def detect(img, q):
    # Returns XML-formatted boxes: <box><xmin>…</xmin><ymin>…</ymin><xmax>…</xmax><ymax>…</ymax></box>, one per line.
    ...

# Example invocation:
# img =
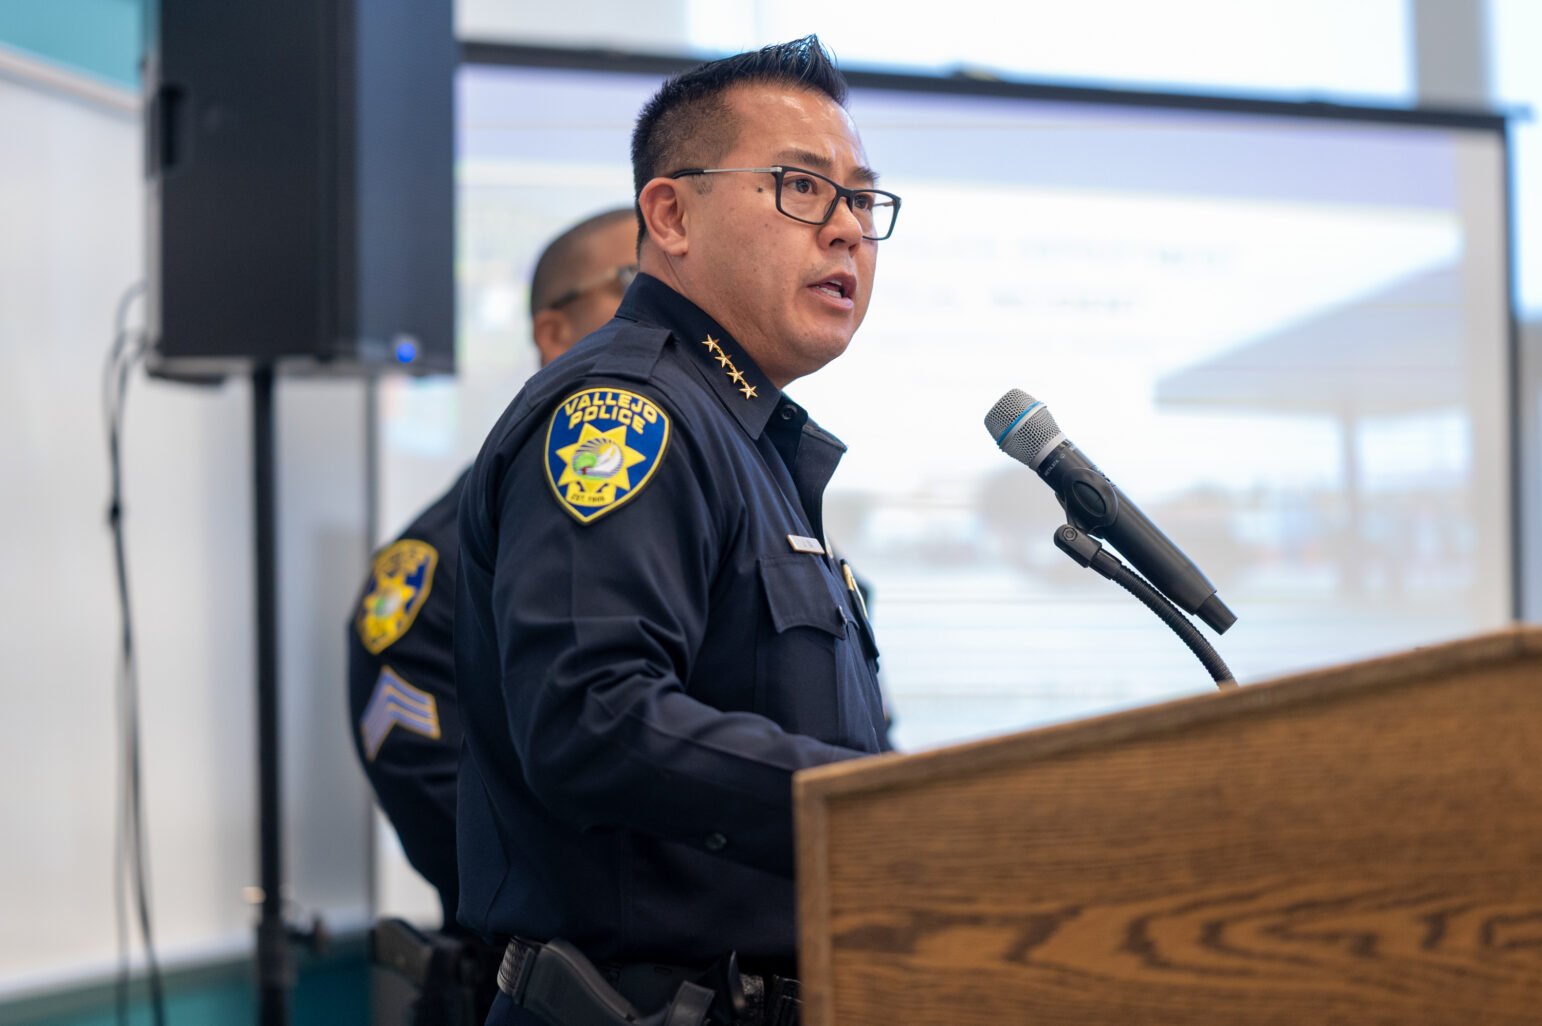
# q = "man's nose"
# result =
<box><xmin>820</xmin><ymin>194</ymin><xmax>865</xmax><ymax>246</ymax></box>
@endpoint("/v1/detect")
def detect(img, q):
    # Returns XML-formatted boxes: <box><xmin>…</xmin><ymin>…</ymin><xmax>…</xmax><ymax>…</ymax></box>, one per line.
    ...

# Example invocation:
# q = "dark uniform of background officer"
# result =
<box><xmin>347</xmin><ymin>208</ymin><xmax>638</xmax><ymax>1025</ymax></box>
<box><xmin>455</xmin><ymin>37</ymin><xmax>900</xmax><ymax>1026</ymax></box>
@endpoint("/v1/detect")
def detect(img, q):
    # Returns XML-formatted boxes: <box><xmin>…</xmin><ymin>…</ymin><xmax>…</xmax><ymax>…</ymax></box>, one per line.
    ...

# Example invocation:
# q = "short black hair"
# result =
<box><xmin>630</xmin><ymin>35</ymin><xmax>848</xmax><ymax>244</ymax></box>
<box><xmin>529</xmin><ymin>207</ymin><xmax>634</xmax><ymax>316</ymax></box>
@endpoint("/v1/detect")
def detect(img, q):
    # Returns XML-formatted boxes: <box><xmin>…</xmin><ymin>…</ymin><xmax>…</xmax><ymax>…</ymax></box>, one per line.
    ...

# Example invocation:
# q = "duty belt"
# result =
<box><xmin>497</xmin><ymin>937</ymin><xmax>800</xmax><ymax>1026</ymax></box>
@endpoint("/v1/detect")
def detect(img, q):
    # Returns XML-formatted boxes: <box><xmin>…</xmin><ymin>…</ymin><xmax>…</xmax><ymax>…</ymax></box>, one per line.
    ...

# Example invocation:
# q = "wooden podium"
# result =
<box><xmin>795</xmin><ymin>627</ymin><xmax>1542</xmax><ymax>1025</ymax></box>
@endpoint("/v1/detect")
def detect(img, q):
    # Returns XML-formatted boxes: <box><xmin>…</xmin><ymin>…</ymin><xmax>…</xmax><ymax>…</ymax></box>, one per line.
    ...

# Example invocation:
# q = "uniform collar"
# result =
<box><xmin>616</xmin><ymin>272</ymin><xmax>780</xmax><ymax>439</ymax></box>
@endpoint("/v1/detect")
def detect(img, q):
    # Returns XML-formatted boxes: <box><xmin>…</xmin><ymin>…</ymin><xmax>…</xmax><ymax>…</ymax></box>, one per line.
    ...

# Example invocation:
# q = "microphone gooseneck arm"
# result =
<box><xmin>1054</xmin><ymin>524</ymin><xmax>1237</xmax><ymax>689</ymax></box>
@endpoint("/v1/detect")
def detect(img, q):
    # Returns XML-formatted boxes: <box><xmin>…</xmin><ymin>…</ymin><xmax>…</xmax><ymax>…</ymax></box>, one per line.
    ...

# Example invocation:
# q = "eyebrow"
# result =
<box><xmin>774</xmin><ymin>148</ymin><xmax>880</xmax><ymax>186</ymax></box>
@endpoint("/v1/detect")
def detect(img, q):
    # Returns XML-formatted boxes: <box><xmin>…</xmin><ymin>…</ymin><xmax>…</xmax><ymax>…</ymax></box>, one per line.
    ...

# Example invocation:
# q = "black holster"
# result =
<box><xmin>370</xmin><ymin>917</ymin><xmax>500</xmax><ymax>1026</ymax></box>
<box><xmin>497</xmin><ymin>937</ymin><xmax>800</xmax><ymax>1026</ymax></box>
<box><xmin>498</xmin><ymin>938</ymin><xmax>713</xmax><ymax>1026</ymax></box>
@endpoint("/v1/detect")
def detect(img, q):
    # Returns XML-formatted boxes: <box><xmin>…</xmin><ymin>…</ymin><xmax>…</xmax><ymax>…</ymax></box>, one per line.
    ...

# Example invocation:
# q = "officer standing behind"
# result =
<box><xmin>348</xmin><ymin>208</ymin><xmax>637</xmax><ymax>1024</ymax></box>
<box><xmin>456</xmin><ymin>37</ymin><xmax>900</xmax><ymax>1026</ymax></box>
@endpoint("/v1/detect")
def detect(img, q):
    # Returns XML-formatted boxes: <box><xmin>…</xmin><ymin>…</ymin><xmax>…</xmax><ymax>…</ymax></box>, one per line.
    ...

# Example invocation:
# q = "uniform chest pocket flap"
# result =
<box><xmin>757</xmin><ymin>554</ymin><xmax>849</xmax><ymax>637</ymax></box>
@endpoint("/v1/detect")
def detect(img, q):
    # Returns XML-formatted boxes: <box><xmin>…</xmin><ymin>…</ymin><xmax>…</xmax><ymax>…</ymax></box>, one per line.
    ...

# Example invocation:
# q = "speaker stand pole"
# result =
<box><xmin>253</xmin><ymin>364</ymin><xmax>293</xmax><ymax>1025</ymax></box>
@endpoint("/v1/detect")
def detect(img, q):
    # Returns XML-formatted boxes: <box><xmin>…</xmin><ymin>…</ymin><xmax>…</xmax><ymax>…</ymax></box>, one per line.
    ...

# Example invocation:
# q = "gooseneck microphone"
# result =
<box><xmin>985</xmin><ymin>388</ymin><xmax>1237</xmax><ymax>635</ymax></box>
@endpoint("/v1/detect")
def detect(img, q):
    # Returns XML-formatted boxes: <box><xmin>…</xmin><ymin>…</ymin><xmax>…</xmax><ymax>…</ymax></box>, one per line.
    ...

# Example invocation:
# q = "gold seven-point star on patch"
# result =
<box><xmin>554</xmin><ymin>423</ymin><xmax>649</xmax><ymax>508</ymax></box>
<box><xmin>356</xmin><ymin>539</ymin><xmax>438</xmax><ymax>654</ymax></box>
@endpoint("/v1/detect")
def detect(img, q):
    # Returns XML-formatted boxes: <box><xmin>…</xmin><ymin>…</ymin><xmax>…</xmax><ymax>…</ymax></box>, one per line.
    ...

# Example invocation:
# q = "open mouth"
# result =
<box><xmin>809</xmin><ymin>273</ymin><xmax>855</xmax><ymax>301</ymax></box>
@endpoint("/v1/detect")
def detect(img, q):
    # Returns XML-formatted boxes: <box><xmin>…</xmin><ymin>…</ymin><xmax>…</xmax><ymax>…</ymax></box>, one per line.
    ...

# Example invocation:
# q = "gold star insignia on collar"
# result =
<box><xmin>700</xmin><ymin>335</ymin><xmax>758</xmax><ymax>401</ymax></box>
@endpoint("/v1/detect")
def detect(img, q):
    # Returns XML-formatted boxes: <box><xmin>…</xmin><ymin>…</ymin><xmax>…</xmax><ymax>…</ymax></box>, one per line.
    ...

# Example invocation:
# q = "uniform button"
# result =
<box><xmin>780</xmin><ymin>405</ymin><xmax>795</xmax><ymax>420</ymax></box>
<box><xmin>704</xmin><ymin>832</ymin><xmax>728</xmax><ymax>852</ymax></box>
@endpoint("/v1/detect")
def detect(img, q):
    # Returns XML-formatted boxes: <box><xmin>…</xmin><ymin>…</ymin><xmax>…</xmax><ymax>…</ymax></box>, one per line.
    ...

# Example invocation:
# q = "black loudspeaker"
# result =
<box><xmin>145</xmin><ymin>0</ymin><xmax>456</xmax><ymax>378</ymax></box>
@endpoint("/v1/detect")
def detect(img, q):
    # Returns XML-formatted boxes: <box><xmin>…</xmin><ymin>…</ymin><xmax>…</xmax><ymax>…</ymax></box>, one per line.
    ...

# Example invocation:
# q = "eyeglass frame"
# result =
<box><xmin>668</xmin><ymin>165</ymin><xmax>901</xmax><ymax>241</ymax></box>
<box><xmin>543</xmin><ymin>264</ymin><xmax>639</xmax><ymax>312</ymax></box>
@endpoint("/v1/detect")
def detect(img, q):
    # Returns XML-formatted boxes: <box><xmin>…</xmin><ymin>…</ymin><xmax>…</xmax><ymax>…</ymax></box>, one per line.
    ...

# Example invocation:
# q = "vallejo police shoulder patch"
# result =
<box><xmin>546</xmin><ymin>386</ymin><xmax>671</xmax><ymax>524</ymax></box>
<box><xmin>356</xmin><ymin>539</ymin><xmax>438</xmax><ymax>654</ymax></box>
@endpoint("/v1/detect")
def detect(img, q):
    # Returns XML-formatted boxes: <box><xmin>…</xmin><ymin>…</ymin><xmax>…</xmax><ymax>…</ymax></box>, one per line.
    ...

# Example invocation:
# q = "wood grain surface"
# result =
<box><xmin>796</xmin><ymin>627</ymin><xmax>1542</xmax><ymax>1024</ymax></box>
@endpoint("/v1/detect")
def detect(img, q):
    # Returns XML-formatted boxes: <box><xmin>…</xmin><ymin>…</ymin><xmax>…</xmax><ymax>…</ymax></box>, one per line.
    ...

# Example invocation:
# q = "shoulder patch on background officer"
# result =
<box><xmin>359</xmin><ymin>666</ymin><xmax>441</xmax><ymax>760</ymax></box>
<box><xmin>357</xmin><ymin>539</ymin><xmax>438</xmax><ymax>654</ymax></box>
<box><xmin>545</xmin><ymin>386</ymin><xmax>671</xmax><ymax>524</ymax></box>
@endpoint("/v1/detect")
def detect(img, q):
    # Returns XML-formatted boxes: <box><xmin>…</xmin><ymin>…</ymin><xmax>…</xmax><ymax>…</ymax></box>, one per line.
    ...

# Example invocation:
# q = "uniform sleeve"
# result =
<box><xmin>346</xmin><ymin>531</ymin><xmax>464</xmax><ymax>921</ymax></box>
<box><xmin>489</xmin><ymin>389</ymin><xmax>865</xmax><ymax>878</ymax></box>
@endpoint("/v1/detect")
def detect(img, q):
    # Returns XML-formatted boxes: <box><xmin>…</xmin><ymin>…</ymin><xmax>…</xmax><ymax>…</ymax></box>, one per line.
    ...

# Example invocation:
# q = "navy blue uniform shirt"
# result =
<box><xmin>455</xmin><ymin>273</ymin><xmax>889</xmax><ymax>965</ymax></box>
<box><xmin>347</xmin><ymin>471</ymin><xmax>469</xmax><ymax>930</ymax></box>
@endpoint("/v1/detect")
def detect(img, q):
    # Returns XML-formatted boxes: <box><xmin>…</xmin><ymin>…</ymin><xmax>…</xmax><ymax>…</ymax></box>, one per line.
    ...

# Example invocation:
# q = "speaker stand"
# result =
<box><xmin>252</xmin><ymin>365</ymin><xmax>292</xmax><ymax>1025</ymax></box>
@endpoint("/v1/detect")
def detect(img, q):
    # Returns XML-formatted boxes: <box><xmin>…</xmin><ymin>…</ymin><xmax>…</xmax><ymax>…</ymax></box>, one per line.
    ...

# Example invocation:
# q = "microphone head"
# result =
<box><xmin>985</xmin><ymin>388</ymin><xmax>1064</xmax><ymax>469</ymax></box>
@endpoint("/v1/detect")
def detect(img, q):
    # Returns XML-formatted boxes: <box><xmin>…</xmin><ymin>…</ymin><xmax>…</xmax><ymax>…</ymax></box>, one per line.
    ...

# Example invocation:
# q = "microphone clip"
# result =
<box><xmin>1054</xmin><ymin>467</ymin><xmax>1119</xmax><ymax>536</ymax></box>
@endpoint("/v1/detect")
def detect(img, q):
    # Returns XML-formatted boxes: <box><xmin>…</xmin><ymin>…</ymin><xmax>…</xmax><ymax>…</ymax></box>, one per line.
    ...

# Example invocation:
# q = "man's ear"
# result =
<box><xmin>637</xmin><ymin>178</ymin><xmax>690</xmax><ymax>257</ymax></box>
<box><xmin>531</xmin><ymin>308</ymin><xmax>571</xmax><ymax>367</ymax></box>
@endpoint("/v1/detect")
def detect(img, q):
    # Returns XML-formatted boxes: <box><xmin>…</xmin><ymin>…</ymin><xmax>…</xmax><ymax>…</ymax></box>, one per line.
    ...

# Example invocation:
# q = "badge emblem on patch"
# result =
<box><xmin>357</xmin><ymin>539</ymin><xmax>438</xmax><ymax>654</ymax></box>
<box><xmin>546</xmin><ymin>387</ymin><xmax>670</xmax><ymax>524</ymax></box>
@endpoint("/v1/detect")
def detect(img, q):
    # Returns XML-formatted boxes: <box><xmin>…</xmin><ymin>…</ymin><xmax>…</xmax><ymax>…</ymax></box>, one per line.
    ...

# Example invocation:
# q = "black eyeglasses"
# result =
<box><xmin>544</xmin><ymin>264</ymin><xmax>638</xmax><ymax>311</ymax></box>
<box><xmin>669</xmin><ymin>165</ymin><xmax>901</xmax><ymax>241</ymax></box>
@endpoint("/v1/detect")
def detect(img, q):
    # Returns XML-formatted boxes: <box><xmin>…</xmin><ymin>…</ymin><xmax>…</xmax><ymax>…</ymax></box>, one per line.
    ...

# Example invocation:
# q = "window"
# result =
<box><xmin>381</xmin><ymin>62</ymin><xmax>1511</xmax><ymax>754</ymax></box>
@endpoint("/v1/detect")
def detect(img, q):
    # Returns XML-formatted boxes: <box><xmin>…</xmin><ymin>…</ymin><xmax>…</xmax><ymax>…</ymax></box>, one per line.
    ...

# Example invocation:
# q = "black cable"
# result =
<box><xmin>103</xmin><ymin>282</ymin><xmax>168</xmax><ymax>1026</ymax></box>
<box><xmin>1054</xmin><ymin>524</ymin><xmax>1237</xmax><ymax>688</ymax></box>
<box><xmin>104</xmin><ymin>285</ymin><xmax>140</xmax><ymax>1026</ymax></box>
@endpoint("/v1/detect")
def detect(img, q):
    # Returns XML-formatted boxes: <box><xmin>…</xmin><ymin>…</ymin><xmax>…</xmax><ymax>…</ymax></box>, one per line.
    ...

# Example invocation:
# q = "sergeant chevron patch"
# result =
<box><xmin>360</xmin><ymin>666</ymin><xmax>441</xmax><ymax>760</ymax></box>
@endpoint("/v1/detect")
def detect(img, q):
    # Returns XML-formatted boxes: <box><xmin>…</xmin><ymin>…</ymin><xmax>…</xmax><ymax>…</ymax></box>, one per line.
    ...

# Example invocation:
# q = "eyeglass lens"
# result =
<box><xmin>778</xmin><ymin>170</ymin><xmax>896</xmax><ymax>239</ymax></box>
